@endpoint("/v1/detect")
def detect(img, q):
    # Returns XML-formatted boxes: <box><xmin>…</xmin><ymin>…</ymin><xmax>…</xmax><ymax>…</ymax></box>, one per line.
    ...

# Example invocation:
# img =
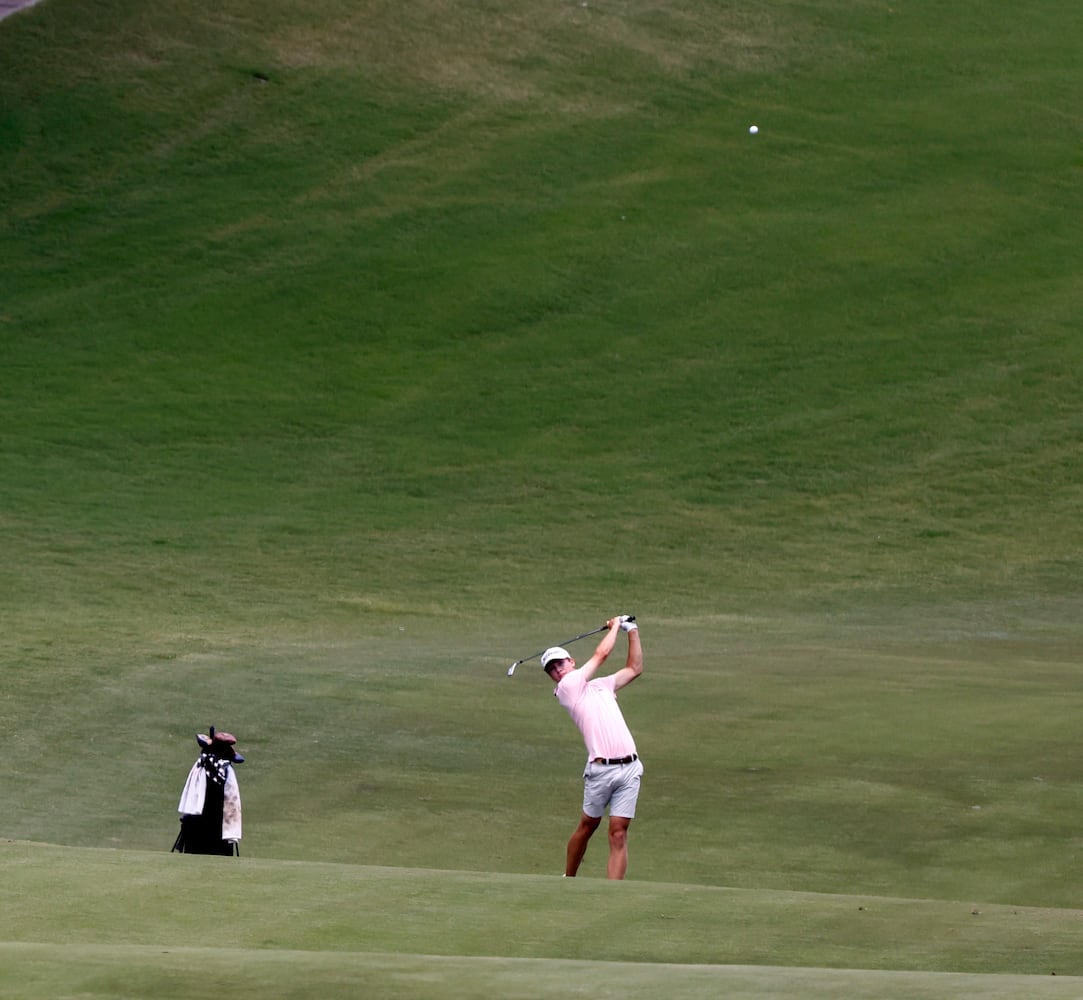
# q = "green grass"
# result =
<box><xmin>4</xmin><ymin>947</ymin><xmax>1081</xmax><ymax>1000</ymax></box>
<box><xmin>3</xmin><ymin>844</ymin><xmax>1083</xmax><ymax>997</ymax></box>
<box><xmin>3</xmin><ymin>0</ymin><xmax>1083</xmax><ymax>994</ymax></box>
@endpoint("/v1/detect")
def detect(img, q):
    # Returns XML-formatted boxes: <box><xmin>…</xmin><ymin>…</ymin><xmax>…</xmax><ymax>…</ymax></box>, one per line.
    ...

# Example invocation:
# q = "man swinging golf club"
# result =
<box><xmin>542</xmin><ymin>614</ymin><xmax>643</xmax><ymax>879</ymax></box>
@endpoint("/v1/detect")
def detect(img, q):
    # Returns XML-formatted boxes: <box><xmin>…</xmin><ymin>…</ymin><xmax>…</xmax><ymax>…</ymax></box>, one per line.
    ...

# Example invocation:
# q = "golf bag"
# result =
<box><xmin>172</xmin><ymin>726</ymin><xmax>244</xmax><ymax>856</ymax></box>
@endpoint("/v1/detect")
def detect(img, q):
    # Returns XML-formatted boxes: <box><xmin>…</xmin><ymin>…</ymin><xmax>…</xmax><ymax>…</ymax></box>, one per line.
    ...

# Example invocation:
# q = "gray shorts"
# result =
<box><xmin>582</xmin><ymin>757</ymin><xmax>644</xmax><ymax>819</ymax></box>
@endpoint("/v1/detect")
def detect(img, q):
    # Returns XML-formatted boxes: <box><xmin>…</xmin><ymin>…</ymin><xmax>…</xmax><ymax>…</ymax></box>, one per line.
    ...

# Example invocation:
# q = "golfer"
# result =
<box><xmin>542</xmin><ymin>614</ymin><xmax>644</xmax><ymax>879</ymax></box>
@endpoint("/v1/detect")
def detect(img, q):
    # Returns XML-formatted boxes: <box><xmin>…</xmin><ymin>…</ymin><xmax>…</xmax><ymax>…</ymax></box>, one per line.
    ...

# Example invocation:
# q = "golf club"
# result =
<box><xmin>506</xmin><ymin>616</ymin><xmax>635</xmax><ymax>676</ymax></box>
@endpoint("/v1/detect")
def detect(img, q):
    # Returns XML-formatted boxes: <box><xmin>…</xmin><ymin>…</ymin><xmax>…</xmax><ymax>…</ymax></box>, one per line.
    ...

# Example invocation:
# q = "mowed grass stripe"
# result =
<box><xmin>2</xmin><ymin>943</ymin><xmax>1081</xmax><ymax>1000</ymax></box>
<box><xmin>2</xmin><ymin>844</ymin><xmax>1082</xmax><ymax>976</ymax></box>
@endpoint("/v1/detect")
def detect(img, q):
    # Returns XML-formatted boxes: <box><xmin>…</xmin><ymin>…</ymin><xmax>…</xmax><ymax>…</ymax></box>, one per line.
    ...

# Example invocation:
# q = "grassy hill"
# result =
<box><xmin>2</xmin><ymin>0</ymin><xmax>1083</xmax><ymax>994</ymax></box>
<box><xmin>4</xmin><ymin>0</ymin><xmax>1081</xmax><ymax>629</ymax></box>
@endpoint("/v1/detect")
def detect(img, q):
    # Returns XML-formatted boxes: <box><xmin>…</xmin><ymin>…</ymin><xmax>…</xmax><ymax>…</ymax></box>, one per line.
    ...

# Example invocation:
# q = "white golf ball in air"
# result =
<box><xmin>749</xmin><ymin>125</ymin><xmax>759</xmax><ymax>134</ymax></box>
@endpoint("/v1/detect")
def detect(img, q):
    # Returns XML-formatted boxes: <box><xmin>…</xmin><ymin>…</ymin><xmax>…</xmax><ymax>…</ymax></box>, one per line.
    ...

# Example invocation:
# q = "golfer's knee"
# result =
<box><xmin>578</xmin><ymin>815</ymin><xmax>601</xmax><ymax>835</ymax></box>
<box><xmin>608</xmin><ymin>824</ymin><xmax>628</xmax><ymax>850</ymax></box>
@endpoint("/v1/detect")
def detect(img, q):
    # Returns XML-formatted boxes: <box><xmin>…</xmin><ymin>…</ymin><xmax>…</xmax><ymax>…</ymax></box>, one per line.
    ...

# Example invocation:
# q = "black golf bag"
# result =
<box><xmin>172</xmin><ymin>726</ymin><xmax>244</xmax><ymax>856</ymax></box>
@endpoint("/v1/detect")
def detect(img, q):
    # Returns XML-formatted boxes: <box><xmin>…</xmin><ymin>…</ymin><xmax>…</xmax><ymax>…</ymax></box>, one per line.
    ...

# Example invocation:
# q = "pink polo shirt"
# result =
<box><xmin>555</xmin><ymin>669</ymin><xmax>637</xmax><ymax>761</ymax></box>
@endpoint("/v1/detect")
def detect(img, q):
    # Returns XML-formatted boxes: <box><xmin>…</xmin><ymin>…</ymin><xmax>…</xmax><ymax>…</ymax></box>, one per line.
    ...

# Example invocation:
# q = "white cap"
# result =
<box><xmin>540</xmin><ymin>646</ymin><xmax>572</xmax><ymax>669</ymax></box>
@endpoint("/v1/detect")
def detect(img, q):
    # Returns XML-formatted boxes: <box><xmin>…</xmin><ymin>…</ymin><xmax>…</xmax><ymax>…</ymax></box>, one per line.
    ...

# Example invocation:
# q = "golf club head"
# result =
<box><xmin>506</xmin><ymin>661</ymin><xmax>519</xmax><ymax>677</ymax></box>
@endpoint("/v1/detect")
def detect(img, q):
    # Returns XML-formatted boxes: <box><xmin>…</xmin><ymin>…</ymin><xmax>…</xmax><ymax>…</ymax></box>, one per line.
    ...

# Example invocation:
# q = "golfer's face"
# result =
<box><xmin>553</xmin><ymin>659</ymin><xmax>575</xmax><ymax>680</ymax></box>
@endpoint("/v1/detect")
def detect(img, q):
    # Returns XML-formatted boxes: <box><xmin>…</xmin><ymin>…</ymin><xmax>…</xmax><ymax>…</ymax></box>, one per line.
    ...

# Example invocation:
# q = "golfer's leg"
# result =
<box><xmin>607</xmin><ymin>816</ymin><xmax>632</xmax><ymax>880</ymax></box>
<box><xmin>565</xmin><ymin>813</ymin><xmax>602</xmax><ymax>876</ymax></box>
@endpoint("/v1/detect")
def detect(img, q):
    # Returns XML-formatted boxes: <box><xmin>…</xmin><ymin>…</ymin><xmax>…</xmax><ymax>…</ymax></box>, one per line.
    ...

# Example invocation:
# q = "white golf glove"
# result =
<box><xmin>619</xmin><ymin>615</ymin><xmax>638</xmax><ymax>632</ymax></box>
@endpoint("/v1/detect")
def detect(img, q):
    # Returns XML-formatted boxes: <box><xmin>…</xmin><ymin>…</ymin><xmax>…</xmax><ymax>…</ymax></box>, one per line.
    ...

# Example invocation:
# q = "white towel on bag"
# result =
<box><xmin>177</xmin><ymin>761</ymin><xmax>207</xmax><ymax>815</ymax></box>
<box><xmin>222</xmin><ymin>768</ymin><xmax>242</xmax><ymax>842</ymax></box>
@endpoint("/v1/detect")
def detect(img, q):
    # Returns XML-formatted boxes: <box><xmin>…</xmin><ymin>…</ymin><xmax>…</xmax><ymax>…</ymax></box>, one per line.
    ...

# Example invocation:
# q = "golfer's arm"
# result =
<box><xmin>612</xmin><ymin>627</ymin><xmax>643</xmax><ymax>690</ymax></box>
<box><xmin>579</xmin><ymin>621</ymin><xmax>622</xmax><ymax>682</ymax></box>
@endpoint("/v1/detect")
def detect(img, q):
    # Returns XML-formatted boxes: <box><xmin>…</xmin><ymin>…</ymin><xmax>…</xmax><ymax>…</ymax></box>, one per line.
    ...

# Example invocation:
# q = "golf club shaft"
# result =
<box><xmin>506</xmin><ymin>616</ymin><xmax>635</xmax><ymax>675</ymax></box>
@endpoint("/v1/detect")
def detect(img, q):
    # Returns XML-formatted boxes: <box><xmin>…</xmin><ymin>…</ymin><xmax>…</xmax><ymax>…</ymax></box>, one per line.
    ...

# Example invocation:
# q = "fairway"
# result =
<box><xmin>2</xmin><ymin>0</ymin><xmax>1083</xmax><ymax>995</ymax></box>
<box><xmin>3</xmin><ymin>845</ymin><xmax>1083</xmax><ymax>997</ymax></box>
